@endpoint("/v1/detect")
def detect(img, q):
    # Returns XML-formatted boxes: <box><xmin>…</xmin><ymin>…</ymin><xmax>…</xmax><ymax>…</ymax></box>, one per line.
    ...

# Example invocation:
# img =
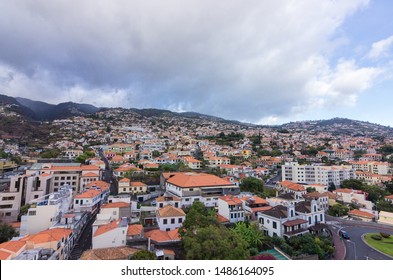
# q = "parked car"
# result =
<box><xmin>339</xmin><ymin>230</ymin><xmax>350</xmax><ymax>239</ymax></box>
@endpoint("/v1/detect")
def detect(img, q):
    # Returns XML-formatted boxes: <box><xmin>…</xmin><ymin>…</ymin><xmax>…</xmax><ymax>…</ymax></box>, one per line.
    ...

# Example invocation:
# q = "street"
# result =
<box><xmin>327</xmin><ymin>216</ymin><xmax>393</xmax><ymax>260</ymax></box>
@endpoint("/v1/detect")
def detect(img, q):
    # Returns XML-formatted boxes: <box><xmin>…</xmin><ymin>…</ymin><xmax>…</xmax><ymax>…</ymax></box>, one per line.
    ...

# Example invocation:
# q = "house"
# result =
<box><xmin>183</xmin><ymin>156</ymin><xmax>202</xmax><ymax>169</ymax></box>
<box><xmin>155</xmin><ymin>195</ymin><xmax>182</xmax><ymax>209</ymax></box>
<box><xmin>240</xmin><ymin>195</ymin><xmax>271</xmax><ymax>221</ymax></box>
<box><xmin>165</xmin><ymin>172</ymin><xmax>239</xmax><ymax>208</ymax></box>
<box><xmin>218</xmin><ymin>195</ymin><xmax>245</xmax><ymax>223</ymax></box>
<box><xmin>333</xmin><ymin>188</ymin><xmax>374</xmax><ymax>210</ymax></box>
<box><xmin>156</xmin><ymin>205</ymin><xmax>186</xmax><ymax>231</ymax></box>
<box><xmin>144</xmin><ymin>228</ymin><xmax>180</xmax><ymax>245</ymax></box>
<box><xmin>73</xmin><ymin>185</ymin><xmax>109</xmax><ymax>213</ymax></box>
<box><xmin>303</xmin><ymin>192</ymin><xmax>329</xmax><ymax>212</ymax></box>
<box><xmin>277</xmin><ymin>180</ymin><xmax>307</xmax><ymax>200</ymax></box>
<box><xmin>92</xmin><ymin>218</ymin><xmax>128</xmax><ymax>249</ymax></box>
<box><xmin>0</xmin><ymin>228</ymin><xmax>74</xmax><ymax>260</ymax></box>
<box><xmin>348</xmin><ymin>209</ymin><xmax>375</xmax><ymax>222</ymax></box>
<box><xmin>257</xmin><ymin>200</ymin><xmax>324</xmax><ymax>238</ymax></box>
<box><xmin>100</xmin><ymin>202</ymin><xmax>131</xmax><ymax>220</ymax></box>
<box><xmin>127</xmin><ymin>224</ymin><xmax>144</xmax><ymax>240</ymax></box>
<box><xmin>80</xmin><ymin>247</ymin><xmax>139</xmax><ymax>260</ymax></box>
<box><xmin>385</xmin><ymin>194</ymin><xmax>393</xmax><ymax>203</ymax></box>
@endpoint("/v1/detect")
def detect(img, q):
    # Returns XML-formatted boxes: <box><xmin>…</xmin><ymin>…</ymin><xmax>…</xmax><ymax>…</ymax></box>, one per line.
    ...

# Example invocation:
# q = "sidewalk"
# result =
<box><xmin>331</xmin><ymin>230</ymin><xmax>346</xmax><ymax>260</ymax></box>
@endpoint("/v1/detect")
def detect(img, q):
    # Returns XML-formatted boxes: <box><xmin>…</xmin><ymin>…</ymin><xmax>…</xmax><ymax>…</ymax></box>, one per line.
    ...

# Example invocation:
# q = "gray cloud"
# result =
<box><xmin>0</xmin><ymin>0</ymin><xmax>384</xmax><ymax>123</ymax></box>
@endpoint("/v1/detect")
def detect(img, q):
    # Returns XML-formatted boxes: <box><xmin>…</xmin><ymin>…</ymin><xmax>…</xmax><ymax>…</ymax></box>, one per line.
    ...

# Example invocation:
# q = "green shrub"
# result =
<box><xmin>380</xmin><ymin>232</ymin><xmax>390</xmax><ymax>238</ymax></box>
<box><xmin>371</xmin><ymin>234</ymin><xmax>382</xmax><ymax>240</ymax></box>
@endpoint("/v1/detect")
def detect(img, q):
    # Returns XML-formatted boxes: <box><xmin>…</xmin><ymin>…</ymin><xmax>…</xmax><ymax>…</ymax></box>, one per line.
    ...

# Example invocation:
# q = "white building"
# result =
<box><xmin>156</xmin><ymin>205</ymin><xmax>186</xmax><ymax>231</ymax></box>
<box><xmin>257</xmin><ymin>200</ymin><xmax>325</xmax><ymax>238</ymax></box>
<box><xmin>19</xmin><ymin>185</ymin><xmax>73</xmax><ymax>236</ymax></box>
<box><xmin>282</xmin><ymin>162</ymin><xmax>355</xmax><ymax>186</ymax></box>
<box><xmin>333</xmin><ymin>188</ymin><xmax>374</xmax><ymax>210</ymax></box>
<box><xmin>165</xmin><ymin>172</ymin><xmax>239</xmax><ymax>208</ymax></box>
<box><xmin>218</xmin><ymin>195</ymin><xmax>245</xmax><ymax>223</ymax></box>
<box><xmin>92</xmin><ymin>218</ymin><xmax>128</xmax><ymax>249</ymax></box>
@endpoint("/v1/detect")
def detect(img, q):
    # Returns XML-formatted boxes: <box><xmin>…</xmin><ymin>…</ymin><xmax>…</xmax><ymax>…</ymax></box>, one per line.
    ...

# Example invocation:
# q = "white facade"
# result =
<box><xmin>92</xmin><ymin>218</ymin><xmax>128</xmax><ymax>249</ymax></box>
<box><xmin>218</xmin><ymin>195</ymin><xmax>245</xmax><ymax>223</ymax></box>
<box><xmin>156</xmin><ymin>205</ymin><xmax>185</xmax><ymax>231</ymax></box>
<box><xmin>282</xmin><ymin>162</ymin><xmax>355</xmax><ymax>186</ymax></box>
<box><xmin>258</xmin><ymin>200</ymin><xmax>325</xmax><ymax>238</ymax></box>
<box><xmin>20</xmin><ymin>185</ymin><xmax>73</xmax><ymax>236</ymax></box>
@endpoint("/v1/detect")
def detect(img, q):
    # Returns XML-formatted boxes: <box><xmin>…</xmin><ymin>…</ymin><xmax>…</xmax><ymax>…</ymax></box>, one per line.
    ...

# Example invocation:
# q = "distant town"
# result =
<box><xmin>1</xmin><ymin>94</ymin><xmax>393</xmax><ymax>260</ymax></box>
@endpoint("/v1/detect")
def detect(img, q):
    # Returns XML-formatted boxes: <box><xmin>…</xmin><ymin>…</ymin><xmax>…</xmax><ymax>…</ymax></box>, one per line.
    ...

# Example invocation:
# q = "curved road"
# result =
<box><xmin>327</xmin><ymin>217</ymin><xmax>393</xmax><ymax>260</ymax></box>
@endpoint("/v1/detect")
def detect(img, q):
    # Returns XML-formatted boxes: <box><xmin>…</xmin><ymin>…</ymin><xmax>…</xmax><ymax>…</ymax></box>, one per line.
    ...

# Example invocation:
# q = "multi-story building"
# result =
<box><xmin>92</xmin><ymin>218</ymin><xmax>128</xmax><ymax>249</ymax></box>
<box><xmin>165</xmin><ymin>172</ymin><xmax>239</xmax><ymax>208</ymax></box>
<box><xmin>350</xmin><ymin>161</ymin><xmax>390</xmax><ymax>175</ymax></box>
<box><xmin>282</xmin><ymin>162</ymin><xmax>354</xmax><ymax>186</ymax></box>
<box><xmin>257</xmin><ymin>200</ymin><xmax>325</xmax><ymax>238</ymax></box>
<box><xmin>156</xmin><ymin>205</ymin><xmax>186</xmax><ymax>231</ymax></box>
<box><xmin>19</xmin><ymin>185</ymin><xmax>73</xmax><ymax>236</ymax></box>
<box><xmin>333</xmin><ymin>188</ymin><xmax>374</xmax><ymax>210</ymax></box>
<box><xmin>218</xmin><ymin>195</ymin><xmax>245</xmax><ymax>223</ymax></box>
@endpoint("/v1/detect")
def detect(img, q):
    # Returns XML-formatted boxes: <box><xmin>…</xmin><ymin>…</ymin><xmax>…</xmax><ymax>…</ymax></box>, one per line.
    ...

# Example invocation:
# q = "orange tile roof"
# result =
<box><xmin>167</xmin><ymin>173</ymin><xmax>234</xmax><ymax>188</ymax></box>
<box><xmin>219</xmin><ymin>195</ymin><xmax>242</xmax><ymax>205</ymax></box>
<box><xmin>86</xmin><ymin>180</ymin><xmax>110</xmax><ymax>189</ymax></box>
<box><xmin>156</xmin><ymin>196</ymin><xmax>181</xmax><ymax>202</ymax></box>
<box><xmin>157</xmin><ymin>205</ymin><xmax>186</xmax><ymax>218</ymax></box>
<box><xmin>250</xmin><ymin>206</ymin><xmax>272</xmax><ymax>213</ymax></box>
<box><xmin>40</xmin><ymin>173</ymin><xmax>51</xmax><ymax>177</ymax></box>
<box><xmin>94</xmin><ymin>220</ymin><xmax>121</xmax><ymax>237</ymax></box>
<box><xmin>385</xmin><ymin>194</ymin><xmax>393</xmax><ymax>200</ymax></box>
<box><xmin>349</xmin><ymin>209</ymin><xmax>374</xmax><ymax>218</ymax></box>
<box><xmin>240</xmin><ymin>195</ymin><xmax>268</xmax><ymax>205</ymax></box>
<box><xmin>127</xmin><ymin>224</ymin><xmax>143</xmax><ymax>236</ymax></box>
<box><xmin>24</xmin><ymin>228</ymin><xmax>72</xmax><ymax>244</ymax></box>
<box><xmin>119</xmin><ymin>178</ymin><xmax>130</xmax><ymax>183</ymax></box>
<box><xmin>0</xmin><ymin>250</ymin><xmax>12</xmax><ymax>260</ymax></box>
<box><xmin>130</xmin><ymin>181</ymin><xmax>147</xmax><ymax>187</ymax></box>
<box><xmin>279</xmin><ymin>180</ymin><xmax>305</xmax><ymax>192</ymax></box>
<box><xmin>144</xmin><ymin>229</ymin><xmax>180</xmax><ymax>243</ymax></box>
<box><xmin>216</xmin><ymin>214</ymin><xmax>230</xmax><ymax>223</ymax></box>
<box><xmin>334</xmin><ymin>188</ymin><xmax>353</xmax><ymax>194</ymax></box>
<box><xmin>82</xmin><ymin>172</ymin><xmax>99</xmax><ymax>177</ymax></box>
<box><xmin>81</xmin><ymin>165</ymin><xmax>100</xmax><ymax>171</ymax></box>
<box><xmin>101</xmin><ymin>202</ymin><xmax>130</xmax><ymax>209</ymax></box>
<box><xmin>0</xmin><ymin>240</ymin><xmax>26</xmax><ymax>253</ymax></box>
<box><xmin>74</xmin><ymin>189</ymin><xmax>102</xmax><ymax>199</ymax></box>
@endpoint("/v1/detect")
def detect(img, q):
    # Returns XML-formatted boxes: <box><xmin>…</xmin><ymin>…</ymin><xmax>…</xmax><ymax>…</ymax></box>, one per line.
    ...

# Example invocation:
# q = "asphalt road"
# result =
<box><xmin>327</xmin><ymin>218</ymin><xmax>393</xmax><ymax>260</ymax></box>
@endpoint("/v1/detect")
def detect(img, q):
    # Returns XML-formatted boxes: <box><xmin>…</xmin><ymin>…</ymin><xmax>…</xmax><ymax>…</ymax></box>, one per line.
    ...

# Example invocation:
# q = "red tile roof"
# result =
<box><xmin>144</xmin><ymin>229</ymin><xmax>180</xmax><ymax>243</ymax></box>
<box><xmin>349</xmin><ymin>209</ymin><xmax>374</xmax><ymax>219</ymax></box>
<box><xmin>167</xmin><ymin>173</ymin><xmax>234</xmax><ymax>188</ymax></box>
<box><xmin>157</xmin><ymin>205</ymin><xmax>186</xmax><ymax>218</ymax></box>
<box><xmin>219</xmin><ymin>195</ymin><xmax>242</xmax><ymax>205</ymax></box>
<box><xmin>94</xmin><ymin>220</ymin><xmax>121</xmax><ymax>237</ymax></box>
<box><xmin>127</xmin><ymin>224</ymin><xmax>143</xmax><ymax>236</ymax></box>
<box><xmin>101</xmin><ymin>202</ymin><xmax>130</xmax><ymax>209</ymax></box>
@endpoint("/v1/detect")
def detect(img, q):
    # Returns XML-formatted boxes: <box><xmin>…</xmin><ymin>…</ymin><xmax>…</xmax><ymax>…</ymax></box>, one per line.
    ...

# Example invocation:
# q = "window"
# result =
<box><xmin>34</xmin><ymin>195</ymin><xmax>39</xmax><ymax>199</ymax></box>
<box><xmin>178</xmin><ymin>218</ymin><xmax>183</xmax><ymax>223</ymax></box>
<box><xmin>171</xmin><ymin>218</ymin><xmax>175</xmax><ymax>224</ymax></box>
<box><xmin>272</xmin><ymin>221</ymin><xmax>277</xmax><ymax>229</ymax></box>
<box><xmin>5</xmin><ymin>212</ymin><xmax>11</xmax><ymax>216</ymax></box>
<box><xmin>159</xmin><ymin>203</ymin><xmax>164</xmax><ymax>208</ymax></box>
<box><xmin>259</xmin><ymin>218</ymin><xmax>264</xmax><ymax>224</ymax></box>
<box><xmin>0</xmin><ymin>204</ymin><xmax>13</xmax><ymax>209</ymax></box>
<box><xmin>308</xmin><ymin>217</ymin><xmax>311</xmax><ymax>224</ymax></box>
<box><xmin>113</xmin><ymin>211</ymin><xmax>117</xmax><ymax>216</ymax></box>
<box><xmin>163</xmin><ymin>219</ymin><xmax>167</xmax><ymax>225</ymax></box>
<box><xmin>189</xmin><ymin>188</ymin><xmax>194</xmax><ymax>191</ymax></box>
<box><xmin>75</xmin><ymin>200</ymin><xmax>79</xmax><ymax>204</ymax></box>
<box><xmin>2</xmin><ymin>196</ymin><xmax>15</xmax><ymax>201</ymax></box>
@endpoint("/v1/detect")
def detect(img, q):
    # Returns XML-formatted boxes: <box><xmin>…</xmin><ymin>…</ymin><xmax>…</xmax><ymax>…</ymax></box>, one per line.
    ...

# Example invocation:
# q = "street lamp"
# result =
<box><xmin>347</xmin><ymin>240</ymin><xmax>357</xmax><ymax>260</ymax></box>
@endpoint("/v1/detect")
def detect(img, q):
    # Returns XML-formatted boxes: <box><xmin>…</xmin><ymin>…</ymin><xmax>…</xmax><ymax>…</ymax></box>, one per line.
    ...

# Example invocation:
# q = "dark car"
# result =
<box><xmin>339</xmin><ymin>230</ymin><xmax>350</xmax><ymax>239</ymax></box>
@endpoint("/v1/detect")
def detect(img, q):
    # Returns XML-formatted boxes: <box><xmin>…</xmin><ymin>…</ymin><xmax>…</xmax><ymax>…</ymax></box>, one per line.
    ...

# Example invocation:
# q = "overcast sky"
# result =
<box><xmin>1</xmin><ymin>0</ymin><xmax>393</xmax><ymax>125</ymax></box>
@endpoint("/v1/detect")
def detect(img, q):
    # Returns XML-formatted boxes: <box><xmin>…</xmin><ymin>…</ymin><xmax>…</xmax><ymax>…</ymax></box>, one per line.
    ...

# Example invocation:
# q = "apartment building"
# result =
<box><xmin>282</xmin><ymin>162</ymin><xmax>355</xmax><ymax>186</ymax></box>
<box><xmin>350</xmin><ymin>161</ymin><xmax>390</xmax><ymax>175</ymax></box>
<box><xmin>19</xmin><ymin>185</ymin><xmax>73</xmax><ymax>236</ymax></box>
<box><xmin>165</xmin><ymin>172</ymin><xmax>239</xmax><ymax>208</ymax></box>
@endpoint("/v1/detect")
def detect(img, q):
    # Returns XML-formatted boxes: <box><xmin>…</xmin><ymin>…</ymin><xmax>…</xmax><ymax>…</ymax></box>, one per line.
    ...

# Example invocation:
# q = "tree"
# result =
<box><xmin>231</xmin><ymin>222</ymin><xmax>266</xmax><ymax>252</ymax></box>
<box><xmin>18</xmin><ymin>204</ymin><xmax>30</xmax><ymax>221</ymax></box>
<box><xmin>152</xmin><ymin>150</ymin><xmax>160</xmax><ymax>158</ymax></box>
<box><xmin>178</xmin><ymin>201</ymin><xmax>218</xmax><ymax>237</ymax></box>
<box><xmin>328</xmin><ymin>203</ymin><xmax>349</xmax><ymax>217</ymax></box>
<box><xmin>240</xmin><ymin>177</ymin><xmax>264</xmax><ymax>193</ymax></box>
<box><xmin>0</xmin><ymin>222</ymin><xmax>18</xmax><ymax>243</ymax></box>
<box><xmin>376</xmin><ymin>199</ymin><xmax>393</xmax><ymax>212</ymax></box>
<box><xmin>129</xmin><ymin>250</ymin><xmax>156</xmax><ymax>260</ymax></box>
<box><xmin>182</xmin><ymin>225</ymin><xmax>249</xmax><ymax>260</ymax></box>
<box><xmin>341</xmin><ymin>179</ymin><xmax>364</xmax><ymax>190</ymax></box>
<box><xmin>363</xmin><ymin>185</ymin><xmax>386</xmax><ymax>203</ymax></box>
<box><xmin>306</xmin><ymin>187</ymin><xmax>316</xmax><ymax>193</ymax></box>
